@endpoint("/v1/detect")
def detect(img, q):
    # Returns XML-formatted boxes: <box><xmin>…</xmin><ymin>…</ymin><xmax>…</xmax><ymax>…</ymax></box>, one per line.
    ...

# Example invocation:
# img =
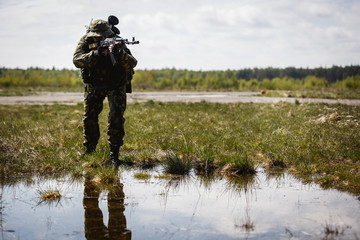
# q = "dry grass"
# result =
<box><xmin>38</xmin><ymin>189</ymin><xmax>62</xmax><ymax>202</ymax></box>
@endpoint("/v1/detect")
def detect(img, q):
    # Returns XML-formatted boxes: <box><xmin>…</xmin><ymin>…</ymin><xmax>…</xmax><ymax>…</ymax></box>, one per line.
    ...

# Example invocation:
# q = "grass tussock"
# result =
<box><xmin>261</xmin><ymin>152</ymin><xmax>287</xmax><ymax>169</ymax></box>
<box><xmin>0</xmin><ymin>100</ymin><xmax>359</xmax><ymax>195</ymax></box>
<box><xmin>38</xmin><ymin>189</ymin><xmax>62</xmax><ymax>202</ymax></box>
<box><xmin>221</xmin><ymin>155</ymin><xmax>257</xmax><ymax>177</ymax></box>
<box><xmin>164</xmin><ymin>152</ymin><xmax>192</xmax><ymax>175</ymax></box>
<box><xmin>90</xmin><ymin>166</ymin><xmax>120</xmax><ymax>185</ymax></box>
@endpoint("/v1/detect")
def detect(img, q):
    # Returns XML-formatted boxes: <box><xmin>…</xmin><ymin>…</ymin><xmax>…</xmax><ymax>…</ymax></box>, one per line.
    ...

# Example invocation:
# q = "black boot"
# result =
<box><xmin>81</xmin><ymin>145</ymin><xmax>95</xmax><ymax>157</ymax></box>
<box><xmin>109</xmin><ymin>144</ymin><xmax>121</xmax><ymax>166</ymax></box>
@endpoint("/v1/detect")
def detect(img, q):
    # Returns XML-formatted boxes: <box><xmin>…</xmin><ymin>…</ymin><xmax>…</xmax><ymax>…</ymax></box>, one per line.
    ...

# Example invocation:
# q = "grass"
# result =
<box><xmin>37</xmin><ymin>189</ymin><xmax>62</xmax><ymax>205</ymax></box>
<box><xmin>133</xmin><ymin>172</ymin><xmax>152</xmax><ymax>180</ymax></box>
<box><xmin>0</xmin><ymin>86</ymin><xmax>83</xmax><ymax>96</ymax></box>
<box><xmin>90</xmin><ymin>166</ymin><xmax>120</xmax><ymax>185</ymax></box>
<box><xmin>221</xmin><ymin>154</ymin><xmax>257</xmax><ymax>176</ymax></box>
<box><xmin>0</xmin><ymin>100</ymin><xmax>359</xmax><ymax>195</ymax></box>
<box><xmin>164</xmin><ymin>151</ymin><xmax>192</xmax><ymax>175</ymax></box>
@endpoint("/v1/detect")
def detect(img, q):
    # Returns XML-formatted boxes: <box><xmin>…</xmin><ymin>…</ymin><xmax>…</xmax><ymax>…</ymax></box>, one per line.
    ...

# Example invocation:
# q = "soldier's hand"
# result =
<box><xmin>95</xmin><ymin>46</ymin><xmax>108</xmax><ymax>56</ymax></box>
<box><xmin>111</xmin><ymin>44</ymin><xmax>123</xmax><ymax>55</ymax></box>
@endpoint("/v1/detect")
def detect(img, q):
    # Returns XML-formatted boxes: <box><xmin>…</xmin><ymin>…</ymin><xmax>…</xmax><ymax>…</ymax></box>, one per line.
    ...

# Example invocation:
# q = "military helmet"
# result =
<box><xmin>87</xmin><ymin>19</ymin><xmax>114</xmax><ymax>37</ymax></box>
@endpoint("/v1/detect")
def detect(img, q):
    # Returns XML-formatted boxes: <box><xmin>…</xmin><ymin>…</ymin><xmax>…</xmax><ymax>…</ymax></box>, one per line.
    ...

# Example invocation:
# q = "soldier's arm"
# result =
<box><xmin>73</xmin><ymin>36</ymin><xmax>97</xmax><ymax>68</ymax></box>
<box><xmin>116</xmin><ymin>44</ymin><xmax>137</xmax><ymax>69</ymax></box>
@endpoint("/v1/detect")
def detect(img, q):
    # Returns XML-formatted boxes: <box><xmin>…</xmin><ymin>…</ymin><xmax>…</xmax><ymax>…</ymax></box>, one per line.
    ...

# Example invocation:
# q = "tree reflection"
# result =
<box><xmin>83</xmin><ymin>175</ymin><xmax>131</xmax><ymax>240</ymax></box>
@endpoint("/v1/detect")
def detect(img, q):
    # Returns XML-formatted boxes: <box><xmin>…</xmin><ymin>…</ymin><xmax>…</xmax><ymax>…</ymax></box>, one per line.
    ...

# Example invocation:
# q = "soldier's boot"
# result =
<box><xmin>109</xmin><ymin>144</ymin><xmax>121</xmax><ymax>166</ymax></box>
<box><xmin>81</xmin><ymin>145</ymin><xmax>96</xmax><ymax>157</ymax></box>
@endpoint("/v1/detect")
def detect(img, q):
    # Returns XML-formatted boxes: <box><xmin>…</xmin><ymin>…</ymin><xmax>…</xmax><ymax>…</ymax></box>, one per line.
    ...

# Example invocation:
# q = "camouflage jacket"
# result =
<box><xmin>73</xmin><ymin>33</ymin><xmax>133</xmax><ymax>89</ymax></box>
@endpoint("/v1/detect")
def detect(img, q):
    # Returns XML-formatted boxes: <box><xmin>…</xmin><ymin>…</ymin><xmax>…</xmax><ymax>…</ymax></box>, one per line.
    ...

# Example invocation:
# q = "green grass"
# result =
<box><xmin>0</xmin><ymin>101</ymin><xmax>359</xmax><ymax>195</ymax></box>
<box><xmin>0</xmin><ymin>86</ymin><xmax>83</xmax><ymax>96</ymax></box>
<box><xmin>164</xmin><ymin>151</ymin><xmax>192</xmax><ymax>175</ymax></box>
<box><xmin>133</xmin><ymin>172</ymin><xmax>152</xmax><ymax>180</ymax></box>
<box><xmin>221</xmin><ymin>154</ymin><xmax>257</xmax><ymax>176</ymax></box>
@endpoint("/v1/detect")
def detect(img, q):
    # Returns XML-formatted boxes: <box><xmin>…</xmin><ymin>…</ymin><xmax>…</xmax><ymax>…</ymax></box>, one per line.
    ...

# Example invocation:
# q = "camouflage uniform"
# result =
<box><xmin>83</xmin><ymin>175</ymin><xmax>131</xmax><ymax>239</ymax></box>
<box><xmin>73</xmin><ymin>19</ymin><xmax>136</xmax><ymax>163</ymax></box>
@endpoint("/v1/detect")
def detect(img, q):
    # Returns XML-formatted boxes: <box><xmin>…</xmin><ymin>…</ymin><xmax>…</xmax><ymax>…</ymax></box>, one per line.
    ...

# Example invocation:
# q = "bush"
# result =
<box><xmin>304</xmin><ymin>76</ymin><xmax>328</xmax><ymax>90</ymax></box>
<box><xmin>336</xmin><ymin>75</ymin><xmax>360</xmax><ymax>90</ymax></box>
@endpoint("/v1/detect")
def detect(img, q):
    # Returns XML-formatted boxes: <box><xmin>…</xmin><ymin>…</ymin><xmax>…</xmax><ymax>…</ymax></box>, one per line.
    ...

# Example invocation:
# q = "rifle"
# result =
<box><xmin>99</xmin><ymin>36</ymin><xmax>139</xmax><ymax>66</ymax></box>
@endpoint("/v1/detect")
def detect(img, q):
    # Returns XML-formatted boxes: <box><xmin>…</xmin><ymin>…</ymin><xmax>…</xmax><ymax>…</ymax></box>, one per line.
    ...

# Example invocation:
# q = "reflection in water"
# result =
<box><xmin>83</xmin><ymin>175</ymin><xmax>131</xmax><ymax>240</ymax></box>
<box><xmin>0</xmin><ymin>168</ymin><xmax>359</xmax><ymax>239</ymax></box>
<box><xmin>223</xmin><ymin>174</ymin><xmax>257</xmax><ymax>196</ymax></box>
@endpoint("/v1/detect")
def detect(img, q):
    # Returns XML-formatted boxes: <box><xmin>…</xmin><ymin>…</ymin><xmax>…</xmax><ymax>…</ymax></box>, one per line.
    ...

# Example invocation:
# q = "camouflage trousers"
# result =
<box><xmin>83</xmin><ymin>176</ymin><xmax>131</xmax><ymax>240</ymax></box>
<box><xmin>83</xmin><ymin>84</ymin><xmax>127</xmax><ymax>149</ymax></box>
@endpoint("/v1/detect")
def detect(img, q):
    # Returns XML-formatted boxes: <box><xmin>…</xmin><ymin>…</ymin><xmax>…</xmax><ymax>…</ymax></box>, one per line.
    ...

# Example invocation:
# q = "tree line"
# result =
<box><xmin>0</xmin><ymin>65</ymin><xmax>359</xmax><ymax>91</ymax></box>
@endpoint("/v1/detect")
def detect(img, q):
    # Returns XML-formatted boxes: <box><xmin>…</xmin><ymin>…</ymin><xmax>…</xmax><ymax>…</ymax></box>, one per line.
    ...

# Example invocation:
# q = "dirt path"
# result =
<box><xmin>0</xmin><ymin>91</ymin><xmax>359</xmax><ymax>105</ymax></box>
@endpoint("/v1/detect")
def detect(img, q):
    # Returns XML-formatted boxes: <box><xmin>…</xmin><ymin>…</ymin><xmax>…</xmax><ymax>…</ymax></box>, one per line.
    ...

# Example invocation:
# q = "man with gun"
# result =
<box><xmin>73</xmin><ymin>16</ymin><xmax>138</xmax><ymax>166</ymax></box>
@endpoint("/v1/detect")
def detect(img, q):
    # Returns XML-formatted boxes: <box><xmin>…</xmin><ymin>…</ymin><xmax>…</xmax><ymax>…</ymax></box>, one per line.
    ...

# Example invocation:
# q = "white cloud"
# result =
<box><xmin>0</xmin><ymin>0</ymin><xmax>359</xmax><ymax>70</ymax></box>
<box><xmin>299</xmin><ymin>1</ymin><xmax>334</xmax><ymax>18</ymax></box>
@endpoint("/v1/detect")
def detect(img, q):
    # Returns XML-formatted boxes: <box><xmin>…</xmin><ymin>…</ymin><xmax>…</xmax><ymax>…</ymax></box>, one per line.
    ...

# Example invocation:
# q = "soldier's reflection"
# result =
<box><xmin>83</xmin><ymin>176</ymin><xmax>131</xmax><ymax>240</ymax></box>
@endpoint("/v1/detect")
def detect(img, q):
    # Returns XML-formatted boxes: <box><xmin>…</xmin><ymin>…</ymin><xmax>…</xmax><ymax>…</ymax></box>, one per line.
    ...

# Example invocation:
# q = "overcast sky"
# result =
<box><xmin>0</xmin><ymin>0</ymin><xmax>359</xmax><ymax>70</ymax></box>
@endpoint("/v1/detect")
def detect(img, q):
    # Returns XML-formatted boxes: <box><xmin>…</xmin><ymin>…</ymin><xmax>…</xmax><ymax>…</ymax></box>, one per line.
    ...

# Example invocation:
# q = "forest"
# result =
<box><xmin>0</xmin><ymin>65</ymin><xmax>359</xmax><ymax>91</ymax></box>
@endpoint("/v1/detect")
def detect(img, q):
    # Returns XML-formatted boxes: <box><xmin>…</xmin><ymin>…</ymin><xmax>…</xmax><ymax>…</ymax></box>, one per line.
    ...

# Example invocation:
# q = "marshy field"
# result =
<box><xmin>0</xmin><ymin>97</ymin><xmax>359</xmax><ymax>239</ymax></box>
<box><xmin>0</xmin><ymin>66</ymin><xmax>360</xmax><ymax>239</ymax></box>
<box><xmin>1</xmin><ymin>100</ymin><xmax>359</xmax><ymax>194</ymax></box>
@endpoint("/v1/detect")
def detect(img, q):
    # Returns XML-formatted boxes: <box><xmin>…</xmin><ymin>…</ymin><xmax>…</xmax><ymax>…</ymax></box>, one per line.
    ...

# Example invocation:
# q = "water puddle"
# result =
<box><xmin>1</xmin><ymin>167</ymin><xmax>359</xmax><ymax>240</ymax></box>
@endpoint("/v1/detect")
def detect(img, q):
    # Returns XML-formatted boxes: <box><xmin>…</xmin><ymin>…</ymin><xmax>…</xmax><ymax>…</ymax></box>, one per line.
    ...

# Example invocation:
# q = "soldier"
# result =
<box><xmin>73</xmin><ymin>19</ymin><xmax>137</xmax><ymax>166</ymax></box>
